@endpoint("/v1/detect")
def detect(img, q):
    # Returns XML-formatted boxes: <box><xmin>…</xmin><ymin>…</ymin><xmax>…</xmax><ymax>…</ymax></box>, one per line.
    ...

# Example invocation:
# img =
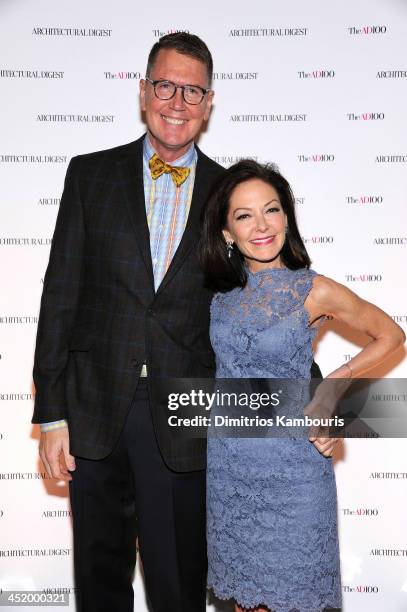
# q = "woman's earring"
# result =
<box><xmin>226</xmin><ymin>240</ymin><xmax>234</xmax><ymax>259</ymax></box>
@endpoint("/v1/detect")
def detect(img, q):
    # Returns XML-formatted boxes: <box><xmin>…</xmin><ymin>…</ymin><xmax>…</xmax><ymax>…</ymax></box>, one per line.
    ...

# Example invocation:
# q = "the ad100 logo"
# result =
<box><xmin>347</xmin><ymin>112</ymin><xmax>384</xmax><ymax>121</ymax></box>
<box><xmin>348</xmin><ymin>25</ymin><xmax>387</xmax><ymax>35</ymax></box>
<box><xmin>347</xmin><ymin>195</ymin><xmax>383</xmax><ymax>204</ymax></box>
<box><xmin>152</xmin><ymin>29</ymin><xmax>189</xmax><ymax>38</ymax></box>
<box><xmin>342</xmin><ymin>507</ymin><xmax>379</xmax><ymax>516</ymax></box>
<box><xmin>343</xmin><ymin>585</ymin><xmax>379</xmax><ymax>593</ymax></box>
<box><xmin>302</xmin><ymin>236</ymin><xmax>334</xmax><ymax>244</ymax></box>
<box><xmin>298</xmin><ymin>154</ymin><xmax>334</xmax><ymax>162</ymax></box>
<box><xmin>298</xmin><ymin>69</ymin><xmax>335</xmax><ymax>79</ymax></box>
<box><xmin>104</xmin><ymin>71</ymin><xmax>141</xmax><ymax>80</ymax></box>
<box><xmin>345</xmin><ymin>274</ymin><xmax>382</xmax><ymax>282</ymax></box>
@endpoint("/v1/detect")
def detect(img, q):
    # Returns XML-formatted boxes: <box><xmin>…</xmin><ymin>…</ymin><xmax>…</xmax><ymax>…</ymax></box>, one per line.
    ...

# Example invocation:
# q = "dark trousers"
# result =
<box><xmin>69</xmin><ymin>378</ymin><xmax>207</xmax><ymax>612</ymax></box>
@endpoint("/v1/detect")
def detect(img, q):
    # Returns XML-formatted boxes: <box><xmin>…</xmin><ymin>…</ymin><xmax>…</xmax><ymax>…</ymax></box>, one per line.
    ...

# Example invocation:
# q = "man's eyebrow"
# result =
<box><xmin>155</xmin><ymin>78</ymin><xmax>207</xmax><ymax>88</ymax></box>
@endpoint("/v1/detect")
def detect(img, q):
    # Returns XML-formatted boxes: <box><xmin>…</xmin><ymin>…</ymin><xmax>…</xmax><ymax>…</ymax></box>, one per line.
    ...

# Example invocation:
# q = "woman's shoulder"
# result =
<box><xmin>306</xmin><ymin>274</ymin><xmax>347</xmax><ymax>310</ymax></box>
<box><xmin>309</xmin><ymin>273</ymin><xmax>344</xmax><ymax>293</ymax></box>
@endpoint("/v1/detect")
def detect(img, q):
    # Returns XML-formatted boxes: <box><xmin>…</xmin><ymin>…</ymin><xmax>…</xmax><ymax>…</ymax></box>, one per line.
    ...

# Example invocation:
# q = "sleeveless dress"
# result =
<box><xmin>206</xmin><ymin>267</ymin><xmax>342</xmax><ymax>612</ymax></box>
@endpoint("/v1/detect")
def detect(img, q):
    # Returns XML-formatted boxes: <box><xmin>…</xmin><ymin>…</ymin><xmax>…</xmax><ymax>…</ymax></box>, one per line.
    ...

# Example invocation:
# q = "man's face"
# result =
<box><xmin>140</xmin><ymin>48</ymin><xmax>214</xmax><ymax>162</ymax></box>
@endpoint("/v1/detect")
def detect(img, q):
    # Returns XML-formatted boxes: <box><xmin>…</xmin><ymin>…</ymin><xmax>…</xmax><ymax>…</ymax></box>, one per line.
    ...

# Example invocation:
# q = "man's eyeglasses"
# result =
<box><xmin>145</xmin><ymin>78</ymin><xmax>209</xmax><ymax>105</ymax></box>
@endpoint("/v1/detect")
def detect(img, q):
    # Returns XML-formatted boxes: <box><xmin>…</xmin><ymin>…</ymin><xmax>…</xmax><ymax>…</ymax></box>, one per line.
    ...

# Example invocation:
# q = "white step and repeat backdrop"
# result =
<box><xmin>1</xmin><ymin>0</ymin><xmax>406</xmax><ymax>610</ymax></box>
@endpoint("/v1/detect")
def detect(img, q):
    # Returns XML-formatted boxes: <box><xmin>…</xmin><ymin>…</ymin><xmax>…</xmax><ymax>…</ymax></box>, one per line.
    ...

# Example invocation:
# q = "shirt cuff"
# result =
<box><xmin>40</xmin><ymin>419</ymin><xmax>68</xmax><ymax>433</ymax></box>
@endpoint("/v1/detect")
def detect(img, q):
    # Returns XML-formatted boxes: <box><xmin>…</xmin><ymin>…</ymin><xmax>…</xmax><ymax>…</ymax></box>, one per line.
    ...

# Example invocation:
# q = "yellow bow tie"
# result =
<box><xmin>149</xmin><ymin>153</ymin><xmax>190</xmax><ymax>187</ymax></box>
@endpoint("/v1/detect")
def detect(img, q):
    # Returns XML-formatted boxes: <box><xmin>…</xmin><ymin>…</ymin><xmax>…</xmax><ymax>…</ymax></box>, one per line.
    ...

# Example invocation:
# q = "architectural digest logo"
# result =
<box><xmin>346</xmin><ymin>195</ymin><xmax>383</xmax><ymax>204</ymax></box>
<box><xmin>375</xmin><ymin>155</ymin><xmax>407</xmax><ymax>162</ymax></box>
<box><xmin>0</xmin><ymin>472</ymin><xmax>50</xmax><ymax>480</ymax></box>
<box><xmin>371</xmin><ymin>392</ymin><xmax>407</xmax><ymax>402</ymax></box>
<box><xmin>0</xmin><ymin>393</ymin><xmax>34</xmax><ymax>400</ymax></box>
<box><xmin>0</xmin><ymin>237</ymin><xmax>51</xmax><ymax>245</ymax></box>
<box><xmin>211</xmin><ymin>155</ymin><xmax>258</xmax><ymax>165</ymax></box>
<box><xmin>376</xmin><ymin>70</ymin><xmax>407</xmax><ymax>79</ymax></box>
<box><xmin>345</xmin><ymin>274</ymin><xmax>382</xmax><ymax>282</ymax></box>
<box><xmin>347</xmin><ymin>112</ymin><xmax>384</xmax><ymax>121</ymax></box>
<box><xmin>104</xmin><ymin>71</ymin><xmax>141</xmax><ymax>80</ymax></box>
<box><xmin>32</xmin><ymin>27</ymin><xmax>112</xmax><ymax>37</ymax></box>
<box><xmin>298</xmin><ymin>69</ymin><xmax>335</xmax><ymax>79</ymax></box>
<box><xmin>231</xmin><ymin>114</ymin><xmax>307</xmax><ymax>122</ymax></box>
<box><xmin>348</xmin><ymin>25</ymin><xmax>387</xmax><ymax>35</ymax></box>
<box><xmin>36</xmin><ymin>114</ymin><xmax>114</xmax><ymax>123</ymax></box>
<box><xmin>38</xmin><ymin>197</ymin><xmax>60</xmax><ymax>206</ymax></box>
<box><xmin>370</xmin><ymin>471</ymin><xmax>407</xmax><ymax>479</ymax></box>
<box><xmin>0</xmin><ymin>548</ymin><xmax>70</xmax><ymax>557</ymax></box>
<box><xmin>229</xmin><ymin>28</ymin><xmax>308</xmax><ymax>37</ymax></box>
<box><xmin>373</xmin><ymin>237</ymin><xmax>406</xmax><ymax>245</ymax></box>
<box><xmin>213</xmin><ymin>72</ymin><xmax>259</xmax><ymax>80</ymax></box>
<box><xmin>370</xmin><ymin>548</ymin><xmax>407</xmax><ymax>557</ymax></box>
<box><xmin>42</xmin><ymin>588</ymin><xmax>75</xmax><ymax>594</ymax></box>
<box><xmin>0</xmin><ymin>69</ymin><xmax>64</xmax><ymax>79</ymax></box>
<box><xmin>42</xmin><ymin>510</ymin><xmax>72</xmax><ymax>518</ymax></box>
<box><xmin>297</xmin><ymin>154</ymin><xmax>334</xmax><ymax>162</ymax></box>
<box><xmin>0</xmin><ymin>316</ymin><xmax>39</xmax><ymax>324</ymax></box>
<box><xmin>0</xmin><ymin>154</ymin><xmax>66</xmax><ymax>163</ymax></box>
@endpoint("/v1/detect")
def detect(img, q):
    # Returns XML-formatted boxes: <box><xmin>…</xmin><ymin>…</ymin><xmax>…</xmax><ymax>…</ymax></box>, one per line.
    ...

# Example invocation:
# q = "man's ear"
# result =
<box><xmin>203</xmin><ymin>90</ymin><xmax>214</xmax><ymax>122</ymax></box>
<box><xmin>139</xmin><ymin>79</ymin><xmax>146</xmax><ymax>112</ymax></box>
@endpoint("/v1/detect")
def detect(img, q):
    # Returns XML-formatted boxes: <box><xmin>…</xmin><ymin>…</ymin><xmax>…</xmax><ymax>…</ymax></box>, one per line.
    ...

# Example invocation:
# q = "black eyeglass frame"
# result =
<box><xmin>145</xmin><ymin>77</ymin><xmax>209</xmax><ymax>105</ymax></box>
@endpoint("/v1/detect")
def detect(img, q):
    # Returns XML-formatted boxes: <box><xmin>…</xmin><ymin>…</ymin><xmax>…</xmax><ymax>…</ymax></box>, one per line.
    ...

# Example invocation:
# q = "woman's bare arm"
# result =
<box><xmin>304</xmin><ymin>275</ymin><xmax>405</xmax><ymax>456</ymax></box>
<box><xmin>306</xmin><ymin>275</ymin><xmax>405</xmax><ymax>379</ymax></box>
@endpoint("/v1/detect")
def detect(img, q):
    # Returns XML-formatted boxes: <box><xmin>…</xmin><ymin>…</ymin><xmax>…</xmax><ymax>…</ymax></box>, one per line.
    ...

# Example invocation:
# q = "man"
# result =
<box><xmin>32</xmin><ymin>32</ymin><xmax>337</xmax><ymax>612</ymax></box>
<box><xmin>32</xmin><ymin>33</ymin><xmax>222</xmax><ymax>612</ymax></box>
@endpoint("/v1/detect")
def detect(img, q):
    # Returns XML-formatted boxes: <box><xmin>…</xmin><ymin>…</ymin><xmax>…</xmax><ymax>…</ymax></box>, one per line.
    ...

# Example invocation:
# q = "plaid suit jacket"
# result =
<box><xmin>32</xmin><ymin>135</ymin><xmax>225</xmax><ymax>471</ymax></box>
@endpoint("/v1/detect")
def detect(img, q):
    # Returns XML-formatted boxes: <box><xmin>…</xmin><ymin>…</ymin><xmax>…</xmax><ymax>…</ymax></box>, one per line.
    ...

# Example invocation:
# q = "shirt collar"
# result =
<box><xmin>143</xmin><ymin>133</ymin><xmax>196</xmax><ymax>168</ymax></box>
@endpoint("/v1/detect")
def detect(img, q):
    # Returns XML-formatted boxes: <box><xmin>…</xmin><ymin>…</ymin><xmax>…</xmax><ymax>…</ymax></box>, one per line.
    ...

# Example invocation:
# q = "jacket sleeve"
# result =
<box><xmin>32</xmin><ymin>156</ymin><xmax>85</xmax><ymax>423</ymax></box>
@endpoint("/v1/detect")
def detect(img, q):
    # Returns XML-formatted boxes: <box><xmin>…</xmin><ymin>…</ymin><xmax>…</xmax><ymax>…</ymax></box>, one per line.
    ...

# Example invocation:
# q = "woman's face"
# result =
<box><xmin>222</xmin><ymin>178</ymin><xmax>287</xmax><ymax>272</ymax></box>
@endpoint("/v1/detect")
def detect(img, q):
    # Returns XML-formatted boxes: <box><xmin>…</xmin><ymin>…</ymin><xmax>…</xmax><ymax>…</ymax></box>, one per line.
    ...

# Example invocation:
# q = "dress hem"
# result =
<box><xmin>208</xmin><ymin>583</ymin><xmax>341</xmax><ymax>612</ymax></box>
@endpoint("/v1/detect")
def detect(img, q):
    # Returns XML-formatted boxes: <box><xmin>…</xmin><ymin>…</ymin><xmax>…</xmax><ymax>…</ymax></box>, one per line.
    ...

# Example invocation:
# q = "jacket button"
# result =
<box><xmin>147</xmin><ymin>307</ymin><xmax>155</xmax><ymax>316</ymax></box>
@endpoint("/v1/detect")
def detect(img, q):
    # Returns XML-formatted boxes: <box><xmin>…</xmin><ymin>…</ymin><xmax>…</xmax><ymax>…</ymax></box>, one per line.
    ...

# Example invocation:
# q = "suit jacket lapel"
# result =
<box><xmin>155</xmin><ymin>146</ymin><xmax>214</xmax><ymax>296</ymax></box>
<box><xmin>116</xmin><ymin>137</ymin><xmax>155</xmax><ymax>289</ymax></box>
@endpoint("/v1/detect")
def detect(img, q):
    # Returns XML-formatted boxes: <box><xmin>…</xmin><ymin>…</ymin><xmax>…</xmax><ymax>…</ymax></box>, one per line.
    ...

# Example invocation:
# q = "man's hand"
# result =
<box><xmin>39</xmin><ymin>427</ymin><xmax>76</xmax><ymax>481</ymax></box>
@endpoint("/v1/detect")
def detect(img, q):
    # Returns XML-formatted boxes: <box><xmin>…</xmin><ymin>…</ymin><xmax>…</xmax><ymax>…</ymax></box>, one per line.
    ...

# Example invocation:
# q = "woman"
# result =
<box><xmin>200</xmin><ymin>160</ymin><xmax>405</xmax><ymax>612</ymax></box>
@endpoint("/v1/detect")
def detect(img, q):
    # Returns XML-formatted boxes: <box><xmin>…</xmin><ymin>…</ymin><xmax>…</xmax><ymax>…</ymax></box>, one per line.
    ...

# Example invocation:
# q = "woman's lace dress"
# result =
<box><xmin>207</xmin><ymin>267</ymin><xmax>341</xmax><ymax>611</ymax></box>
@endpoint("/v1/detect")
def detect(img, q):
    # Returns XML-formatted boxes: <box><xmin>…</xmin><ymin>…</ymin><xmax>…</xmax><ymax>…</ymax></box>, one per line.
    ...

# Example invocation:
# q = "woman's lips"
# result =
<box><xmin>250</xmin><ymin>236</ymin><xmax>276</xmax><ymax>245</ymax></box>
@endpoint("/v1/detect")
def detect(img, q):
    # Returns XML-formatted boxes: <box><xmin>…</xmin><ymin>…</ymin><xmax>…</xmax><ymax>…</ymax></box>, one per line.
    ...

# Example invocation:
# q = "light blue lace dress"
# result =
<box><xmin>207</xmin><ymin>267</ymin><xmax>341</xmax><ymax>612</ymax></box>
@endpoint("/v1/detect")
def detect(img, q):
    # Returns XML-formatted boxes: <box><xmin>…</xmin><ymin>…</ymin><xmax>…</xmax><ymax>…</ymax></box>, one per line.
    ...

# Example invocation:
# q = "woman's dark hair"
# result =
<box><xmin>146</xmin><ymin>32</ymin><xmax>213</xmax><ymax>85</ymax></box>
<box><xmin>200</xmin><ymin>159</ymin><xmax>311</xmax><ymax>292</ymax></box>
